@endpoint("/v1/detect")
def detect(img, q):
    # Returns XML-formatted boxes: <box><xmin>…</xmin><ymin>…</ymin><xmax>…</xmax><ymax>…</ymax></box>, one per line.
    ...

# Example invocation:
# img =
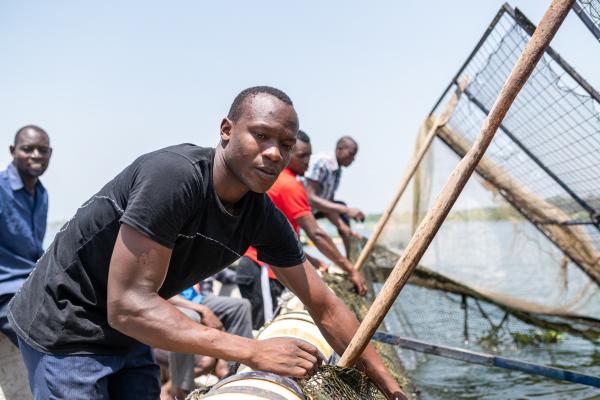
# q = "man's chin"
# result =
<box><xmin>246</xmin><ymin>174</ymin><xmax>277</xmax><ymax>193</ymax></box>
<box><xmin>28</xmin><ymin>169</ymin><xmax>46</xmax><ymax>177</ymax></box>
<box><xmin>248</xmin><ymin>181</ymin><xmax>275</xmax><ymax>193</ymax></box>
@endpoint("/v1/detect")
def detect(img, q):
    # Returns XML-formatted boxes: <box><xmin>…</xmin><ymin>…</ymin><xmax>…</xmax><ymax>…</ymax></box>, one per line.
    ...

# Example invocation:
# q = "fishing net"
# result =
<box><xmin>366</xmin><ymin>4</ymin><xmax>600</xmax><ymax>399</ymax></box>
<box><xmin>573</xmin><ymin>0</ymin><xmax>600</xmax><ymax>41</ymax></box>
<box><xmin>299</xmin><ymin>365</ymin><xmax>385</xmax><ymax>400</ymax></box>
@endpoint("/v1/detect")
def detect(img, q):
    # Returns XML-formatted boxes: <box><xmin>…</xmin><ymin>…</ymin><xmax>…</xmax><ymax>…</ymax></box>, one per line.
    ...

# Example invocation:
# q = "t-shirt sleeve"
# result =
<box><xmin>120</xmin><ymin>152</ymin><xmax>201</xmax><ymax>249</ymax></box>
<box><xmin>253</xmin><ymin>197</ymin><xmax>306</xmax><ymax>268</ymax></box>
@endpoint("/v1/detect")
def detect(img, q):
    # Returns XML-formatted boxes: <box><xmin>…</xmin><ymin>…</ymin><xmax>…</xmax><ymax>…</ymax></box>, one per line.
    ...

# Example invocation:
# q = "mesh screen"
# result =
<box><xmin>372</xmin><ymin>4</ymin><xmax>600</xmax><ymax>399</ymax></box>
<box><xmin>574</xmin><ymin>0</ymin><xmax>600</xmax><ymax>41</ymax></box>
<box><xmin>427</xmin><ymin>3</ymin><xmax>600</xmax><ymax>301</ymax></box>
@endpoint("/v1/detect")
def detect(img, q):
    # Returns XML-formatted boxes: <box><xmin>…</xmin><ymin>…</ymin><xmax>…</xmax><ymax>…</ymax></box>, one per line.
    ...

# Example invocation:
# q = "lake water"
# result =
<box><xmin>371</xmin><ymin>220</ymin><xmax>600</xmax><ymax>400</ymax></box>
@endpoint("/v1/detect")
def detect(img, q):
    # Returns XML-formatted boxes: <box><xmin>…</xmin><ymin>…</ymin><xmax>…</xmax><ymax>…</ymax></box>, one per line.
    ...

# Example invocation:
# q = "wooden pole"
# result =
<box><xmin>338</xmin><ymin>0</ymin><xmax>575</xmax><ymax>367</ymax></box>
<box><xmin>354</xmin><ymin>76</ymin><xmax>468</xmax><ymax>272</ymax></box>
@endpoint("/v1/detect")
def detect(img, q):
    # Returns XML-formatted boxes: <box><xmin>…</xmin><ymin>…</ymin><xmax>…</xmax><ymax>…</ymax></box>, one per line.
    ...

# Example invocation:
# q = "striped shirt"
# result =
<box><xmin>303</xmin><ymin>151</ymin><xmax>341</xmax><ymax>201</ymax></box>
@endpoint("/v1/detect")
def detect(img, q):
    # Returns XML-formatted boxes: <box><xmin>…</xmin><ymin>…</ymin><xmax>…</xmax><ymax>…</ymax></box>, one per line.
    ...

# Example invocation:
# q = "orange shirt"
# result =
<box><xmin>245</xmin><ymin>168</ymin><xmax>312</xmax><ymax>277</ymax></box>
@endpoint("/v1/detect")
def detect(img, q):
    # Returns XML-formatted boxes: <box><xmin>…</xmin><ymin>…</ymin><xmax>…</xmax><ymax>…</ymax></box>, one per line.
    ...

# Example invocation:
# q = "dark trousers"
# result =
<box><xmin>236</xmin><ymin>256</ymin><xmax>284</xmax><ymax>330</ymax></box>
<box><xmin>314</xmin><ymin>199</ymin><xmax>351</xmax><ymax>226</ymax></box>
<box><xmin>18</xmin><ymin>337</ymin><xmax>160</xmax><ymax>400</ymax></box>
<box><xmin>0</xmin><ymin>293</ymin><xmax>18</xmax><ymax>346</ymax></box>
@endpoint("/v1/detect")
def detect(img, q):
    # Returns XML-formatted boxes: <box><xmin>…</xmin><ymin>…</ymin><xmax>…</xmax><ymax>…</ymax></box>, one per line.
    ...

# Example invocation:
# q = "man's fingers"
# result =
<box><xmin>295</xmin><ymin>340</ymin><xmax>322</xmax><ymax>361</ymax></box>
<box><xmin>289</xmin><ymin>366</ymin><xmax>311</xmax><ymax>378</ymax></box>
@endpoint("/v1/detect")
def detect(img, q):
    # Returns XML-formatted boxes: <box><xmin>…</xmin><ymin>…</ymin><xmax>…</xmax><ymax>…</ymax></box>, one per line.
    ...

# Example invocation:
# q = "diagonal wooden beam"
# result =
<box><xmin>338</xmin><ymin>0</ymin><xmax>576</xmax><ymax>367</ymax></box>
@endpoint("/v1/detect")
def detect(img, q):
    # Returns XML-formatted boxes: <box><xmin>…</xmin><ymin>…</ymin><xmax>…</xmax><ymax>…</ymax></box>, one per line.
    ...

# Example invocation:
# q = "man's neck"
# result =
<box><xmin>15</xmin><ymin>167</ymin><xmax>38</xmax><ymax>197</ymax></box>
<box><xmin>213</xmin><ymin>147</ymin><xmax>249</xmax><ymax>213</ymax></box>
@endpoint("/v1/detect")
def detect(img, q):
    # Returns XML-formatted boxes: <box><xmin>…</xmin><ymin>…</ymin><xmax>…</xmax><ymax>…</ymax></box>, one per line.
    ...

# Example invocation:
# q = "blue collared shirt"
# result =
<box><xmin>0</xmin><ymin>163</ymin><xmax>48</xmax><ymax>295</ymax></box>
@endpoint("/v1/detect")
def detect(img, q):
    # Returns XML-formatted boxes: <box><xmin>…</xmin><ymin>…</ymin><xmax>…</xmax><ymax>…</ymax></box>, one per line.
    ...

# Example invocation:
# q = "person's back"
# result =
<box><xmin>9</xmin><ymin>144</ymin><xmax>296</xmax><ymax>355</ymax></box>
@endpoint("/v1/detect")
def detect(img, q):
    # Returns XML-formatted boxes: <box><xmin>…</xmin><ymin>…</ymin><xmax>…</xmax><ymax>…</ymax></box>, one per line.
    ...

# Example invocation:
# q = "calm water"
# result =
<box><xmin>372</xmin><ymin>220</ymin><xmax>600</xmax><ymax>400</ymax></box>
<box><xmin>44</xmin><ymin>220</ymin><xmax>600</xmax><ymax>399</ymax></box>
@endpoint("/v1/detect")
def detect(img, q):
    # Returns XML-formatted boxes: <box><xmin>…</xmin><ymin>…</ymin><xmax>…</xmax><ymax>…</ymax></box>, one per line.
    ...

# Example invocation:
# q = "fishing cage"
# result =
<box><xmin>573</xmin><ymin>0</ymin><xmax>600</xmax><ymax>40</ymax></box>
<box><xmin>366</xmin><ymin>3</ymin><xmax>600</xmax><ymax>399</ymax></box>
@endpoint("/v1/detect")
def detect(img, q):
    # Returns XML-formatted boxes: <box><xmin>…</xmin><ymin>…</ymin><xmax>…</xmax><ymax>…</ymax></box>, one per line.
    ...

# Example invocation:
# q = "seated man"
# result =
<box><xmin>304</xmin><ymin>136</ymin><xmax>364</xmax><ymax>257</ymax></box>
<box><xmin>238</xmin><ymin>130</ymin><xmax>367</xmax><ymax>329</ymax></box>
<box><xmin>165</xmin><ymin>269</ymin><xmax>252</xmax><ymax>398</ymax></box>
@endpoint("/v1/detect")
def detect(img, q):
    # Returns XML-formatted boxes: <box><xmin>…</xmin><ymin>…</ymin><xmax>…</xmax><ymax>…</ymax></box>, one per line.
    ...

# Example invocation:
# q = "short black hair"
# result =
<box><xmin>14</xmin><ymin>125</ymin><xmax>48</xmax><ymax>146</ymax></box>
<box><xmin>297</xmin><ymin>129</ymin><xmax>310</xmax><ymax>144</ymax></box>
<box><xmin>228</xmin><ymin>86</ymin><xmax>293</xmax><ymax>122</ymax></box>
<box><xmin>336</xmin><ymin>135</ymin><xmax>357</xmax><ymax>149</ymax></box>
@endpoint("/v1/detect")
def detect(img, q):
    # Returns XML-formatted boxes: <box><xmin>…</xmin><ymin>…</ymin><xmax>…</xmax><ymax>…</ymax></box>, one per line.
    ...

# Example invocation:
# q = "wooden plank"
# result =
<box><xmin>337</xmin><ymin>0</ymin><xmax>575</xmax><ymax>368</ymax></box>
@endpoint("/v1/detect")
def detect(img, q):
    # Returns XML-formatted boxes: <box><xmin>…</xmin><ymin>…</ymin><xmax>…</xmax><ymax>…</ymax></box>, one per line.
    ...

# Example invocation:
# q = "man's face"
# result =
<box><xmin>10</xmin><ymin>129</ymin><xmax>52</xmax><ymax>179</ymax></box>
<box><xmin>336</xmin><ymin>144</ymin><xmax>358</xmax><ymax>167</ymax></box>
<box><xmin>288</xmin><ymin>140</ymin><xmax>312</xmax><ymax>176</ymax></box>
<box><xmin>221</xmin><ymin>93</ymin><xmax>299</xmax><ymax>193</ymax></box>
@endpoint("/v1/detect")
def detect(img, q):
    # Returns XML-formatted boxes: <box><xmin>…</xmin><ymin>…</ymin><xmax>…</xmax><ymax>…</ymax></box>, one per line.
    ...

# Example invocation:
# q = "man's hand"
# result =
<box><xmin>273</xmin><ymin>261</ymin><xmax>404</xmax><ymax>400</ymax></box>
<box><xmin>246</xmin><ymin>337</ymin><xmax>323</xmax><ymax>378</ymax></box>
<box><xmin>349</xmin><ymin>270</ymin><xmax>367</xmax><ymax>296</ymax></box>
<box><xmin>346</xmin><ymin>207</ymin><xmax>365</xmax><ymax>222</ymax></box>
<box><xmin>198</xmin><ymin>307</ymin><xmax>224</xmax><ymax>331</ymax></box>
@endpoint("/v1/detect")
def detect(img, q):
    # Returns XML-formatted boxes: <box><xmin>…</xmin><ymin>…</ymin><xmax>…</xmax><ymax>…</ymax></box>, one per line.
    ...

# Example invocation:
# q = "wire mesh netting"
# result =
<box><xmin>573</xmin><ymin>0</ymin><xmax>600</xmax><ymax>41</ymax></box>
<box><xmin>428</xmin><ymin>3</ymin><xmax>600</xmax><ymax>295</ymax></box>
<box><xmin>369</xmin><ymin>4</ymin><xmax>600</xmax><ymax>399</ymax></box>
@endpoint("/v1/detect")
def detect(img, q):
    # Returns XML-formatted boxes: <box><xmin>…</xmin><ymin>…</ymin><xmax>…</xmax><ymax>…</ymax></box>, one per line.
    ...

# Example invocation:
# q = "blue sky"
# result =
<box><xmin>1</xmin><ymin>1</ymin><xmax>598</xmax><ymax>221</ymax></box>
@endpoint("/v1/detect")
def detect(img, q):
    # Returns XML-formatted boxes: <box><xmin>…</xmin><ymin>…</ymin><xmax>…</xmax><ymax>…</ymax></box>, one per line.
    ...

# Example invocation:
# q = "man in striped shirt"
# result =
<box><xmin>304</xmin><ymin>136</ymin><xmax>365</xmax><ymax>257</ymax></box>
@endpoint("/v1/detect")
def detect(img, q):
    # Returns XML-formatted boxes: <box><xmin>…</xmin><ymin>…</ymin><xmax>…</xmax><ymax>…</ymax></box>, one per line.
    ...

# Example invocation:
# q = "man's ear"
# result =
<box><xmin>9</xmin><ymin>145</ymin><xmax>15</xmax><ymax>156</ymax></box>
<box><xmin>220</xmin><ymin>118</ymin><xmax>233</xmax><ymax>142</ymax></box>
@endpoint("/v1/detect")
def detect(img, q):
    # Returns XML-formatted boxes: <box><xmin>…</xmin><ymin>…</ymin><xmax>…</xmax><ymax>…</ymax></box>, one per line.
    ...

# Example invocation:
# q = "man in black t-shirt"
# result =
<box><xmin>8</xmin><ymin>86</ymin><xmax>406</xmax><ymax>400</ymax></box>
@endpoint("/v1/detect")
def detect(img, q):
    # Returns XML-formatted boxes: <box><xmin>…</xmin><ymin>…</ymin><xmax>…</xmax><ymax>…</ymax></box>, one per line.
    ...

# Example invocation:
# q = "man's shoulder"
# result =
<box><xmin>131</xmin><ymin>144</ymin><xmax>214</xmax><ymax>180</ymax></box>
<box><xmin>146</xmin><ymin>144</ymin><xmax>214</xmax><ymax>165</ymax></box>
<box><xmin>310</xmin><ymin>152</ymin><xmax>337</xmax><ymax>169</ymax></box>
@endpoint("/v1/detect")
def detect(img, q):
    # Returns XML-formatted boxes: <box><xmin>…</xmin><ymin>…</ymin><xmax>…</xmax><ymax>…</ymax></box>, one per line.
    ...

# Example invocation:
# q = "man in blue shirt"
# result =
<box><xmin>0</xmin><ymin>125</ymin><xmax>51</xmax><ymax>346</ymax></box>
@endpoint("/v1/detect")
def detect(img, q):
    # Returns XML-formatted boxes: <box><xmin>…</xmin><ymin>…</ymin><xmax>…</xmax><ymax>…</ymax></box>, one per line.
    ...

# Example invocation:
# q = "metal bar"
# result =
<box><xmin>432</xmin><ymin>4</ymin><xmax>600</xmax><ymax>118</ymax></box>
<box><xmin>463</xmin><ymin>88</ymin><xmax>599</xmax><ymax>226</ymax></box>
<box><xmin>508</xmin><ymin>5</ymin><xmax>600</xmax><ymax>104</ymax></box>
<box><xmin>538</xmin><ymin>220</ymin><xmax>598</xmax><ymax>226</ymax></box>
<box><xmin>572</xmin><ymin>1</ymin><xmax>600</xmax><ymax>42</ymax></box>
<box><xmin>372</xmin><ymin>331</ymin><xmax>600</xmax><ymax>388</ymax></box>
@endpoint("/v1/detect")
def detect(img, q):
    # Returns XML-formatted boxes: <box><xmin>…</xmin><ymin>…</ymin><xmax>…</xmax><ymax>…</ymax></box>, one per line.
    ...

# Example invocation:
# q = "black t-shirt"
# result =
<box><xmin>8</xmin><ymin>144</ymin><xmax>305</xmax><ymax>355</ymax></box>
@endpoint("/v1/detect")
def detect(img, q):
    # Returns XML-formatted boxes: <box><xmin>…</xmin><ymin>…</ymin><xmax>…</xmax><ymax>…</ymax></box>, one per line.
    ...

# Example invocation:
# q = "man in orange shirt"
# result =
<box><xmin>238</xmin><ymin>130</ymin><xmax>367</xmax><ymax>328</ymax></box>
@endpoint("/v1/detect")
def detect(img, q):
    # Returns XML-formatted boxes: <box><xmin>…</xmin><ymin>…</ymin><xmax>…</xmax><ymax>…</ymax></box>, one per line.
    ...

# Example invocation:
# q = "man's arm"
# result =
<box><xmin>107</xmin><ymin>223</ymin><xmax>322</xmax><ymax>377</ymax></box>
<box><xmin>297</xmin><ymin>214</ymin><xmax>366</xmax><ymax>295</ymax></box>
<box><xmin>305</xmin><ymin>253</ymin><xmax>328</xmax><ymax>272</ymax></box>
<box><xmin>272</xmin><ymin>262</ymin><xmax>406</xmax><ymax>400</ymax></box>
<box><xmin>305</xmin><ymin>179</ymin><xmax>364</xmax><ymax>221</ymax></box>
